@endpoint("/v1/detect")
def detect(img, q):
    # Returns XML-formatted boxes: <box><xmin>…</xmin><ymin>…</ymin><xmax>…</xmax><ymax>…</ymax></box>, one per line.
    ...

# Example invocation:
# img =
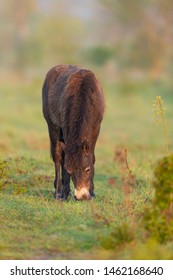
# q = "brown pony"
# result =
<box><xmin>42</xmin><ymin>65</ymin><xmax>104</xmax><ymax>200</ymax></box>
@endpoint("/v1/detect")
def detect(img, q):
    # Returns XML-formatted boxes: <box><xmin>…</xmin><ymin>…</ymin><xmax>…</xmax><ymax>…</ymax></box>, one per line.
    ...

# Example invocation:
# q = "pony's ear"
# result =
<box><xmin>82</xmin><ymin>141</ymin><xmax>89</xmax><ymax>155</ymax></box>
<box><xmin>60</xmin><ymin>142</ymin><xmax>66</xmax><ymax>152</ymax></box>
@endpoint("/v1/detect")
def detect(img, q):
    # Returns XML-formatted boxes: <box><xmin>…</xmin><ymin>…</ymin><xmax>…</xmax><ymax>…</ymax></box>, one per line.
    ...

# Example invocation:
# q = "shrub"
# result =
<box><xmin>144</xmin><ymin>155</ymin><xmax>173</xmax><ymax>243</ymax></box>
<box><xmin>101</xmin><ymin>222</ymin><xmax>134</xmax><ymax>249</ymax></box>
<box><xmin>154</xmin><ymin>155</ymin><xmax>173</xmax><ymax>210</ymax></box>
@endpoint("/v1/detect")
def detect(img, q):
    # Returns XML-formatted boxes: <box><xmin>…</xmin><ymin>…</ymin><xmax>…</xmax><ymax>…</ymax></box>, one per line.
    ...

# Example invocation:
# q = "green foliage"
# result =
<box><xmin>153</xmin><ymin>96</ymin><xmax>169</xmax><ymax>154</ymax></box>
<box><xmin>0</xmin><ymin>2</ymin><xmax>85</xmax><ymax>73</ymax></box>
<box><xmin>101</xmin><ymin>223</ymin><xmax>134</xmax><ymax>249</ymax></box>
<box><xmin>86</xmin><ymin>46</ymin><xmax>113</xmax><ymax>66</ymax></box>
<box><xmin>154</xmin><ymin>155</ymin><xmax>173</xmax><ymax>209</ymax></box>
<box><xmin>0</xmin><ymin>159</ymin><xmax>7</xmax><ymax>188</ymax></box>
<box><xmin>144</xmin><ymin>155</ymin><xmax>173</xmax><ymax>243</ymax></box>
<box><xmin>124</xmin><ymin>238</ymin><xmax>173</xmax><ymax>260</ymax></box>
<box><xmin>99</xmin><ymin>0</ymin><xmax>173</xmax><ymax>79</ymax></box>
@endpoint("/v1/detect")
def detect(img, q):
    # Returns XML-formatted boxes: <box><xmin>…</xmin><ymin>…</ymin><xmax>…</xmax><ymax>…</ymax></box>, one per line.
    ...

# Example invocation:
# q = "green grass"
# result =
<box><xmin>0</xmin><ymin>78</ymin><xmax>173</xmax><ymax>259</ymax></box>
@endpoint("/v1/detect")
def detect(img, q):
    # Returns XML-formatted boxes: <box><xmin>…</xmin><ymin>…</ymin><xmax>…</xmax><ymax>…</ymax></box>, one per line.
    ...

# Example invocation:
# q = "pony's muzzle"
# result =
<box><xmin>74</xmin><ymin>188</ymin><xmax>92</xmax><ymax>201</ymax></box>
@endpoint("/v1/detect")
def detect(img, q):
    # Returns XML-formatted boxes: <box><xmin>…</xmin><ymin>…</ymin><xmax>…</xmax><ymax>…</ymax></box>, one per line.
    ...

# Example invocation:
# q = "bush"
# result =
<box><xmin>153</xmin><ymin>155</ymin><xmax>173</xmax><ymax>210</ymax></box>
<box><xmin>144</xmin><ymin>155</ymin><xmax>173</xmax><ymax>243</ymax></box>
<box><xmin>101</xmin><ymin>222</ymin><xmax>134</xmax><ymax>249</ymax></box>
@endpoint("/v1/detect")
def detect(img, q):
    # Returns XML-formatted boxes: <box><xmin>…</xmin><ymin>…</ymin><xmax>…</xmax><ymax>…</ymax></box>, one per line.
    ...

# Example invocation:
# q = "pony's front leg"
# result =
<box><xmin>61</xmin><ymin>150</ymin><xmax>71</xmax><ymax>200</ymax></box>
<box><xmin>53</xmin><ymin>142</ymin><xmax>62</xmax><ymax>199</ymax></box>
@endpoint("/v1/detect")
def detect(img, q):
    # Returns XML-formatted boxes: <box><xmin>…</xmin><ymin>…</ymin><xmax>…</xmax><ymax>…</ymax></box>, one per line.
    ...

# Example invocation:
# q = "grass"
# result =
<box><xmin>0</xmin><ymin>77</ymin><xmax>173</xmax><ymax>259</ymax></box>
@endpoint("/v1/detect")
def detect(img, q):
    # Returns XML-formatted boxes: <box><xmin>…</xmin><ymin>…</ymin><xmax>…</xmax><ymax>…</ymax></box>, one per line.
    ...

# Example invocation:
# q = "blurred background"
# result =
<box><xmin>0</xmin><ymin>0</ymin><xmax>173</xmax><ymax>84</ymax></box>
<box><xmin>0</xmin><ymin>0</ymin><xmax>173</xmax><ymax>155</ymax></box>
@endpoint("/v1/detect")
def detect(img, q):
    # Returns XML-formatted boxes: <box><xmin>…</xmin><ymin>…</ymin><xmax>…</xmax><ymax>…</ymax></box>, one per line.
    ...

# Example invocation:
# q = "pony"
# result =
<box><xmin>42</xmin><ymin>65</ymin><xmax>104</xmax><ymax>200</ymax></box>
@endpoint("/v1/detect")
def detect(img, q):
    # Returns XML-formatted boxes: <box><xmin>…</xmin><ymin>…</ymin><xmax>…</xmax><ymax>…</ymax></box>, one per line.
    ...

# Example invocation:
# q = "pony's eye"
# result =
<box><xmin>85</xmin><ymin>167</ymin><xmax>90</xmax><ymax>173</ymax></box>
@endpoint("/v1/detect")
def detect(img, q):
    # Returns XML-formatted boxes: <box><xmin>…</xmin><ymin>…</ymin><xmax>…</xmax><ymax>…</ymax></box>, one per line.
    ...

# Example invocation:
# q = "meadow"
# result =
<box><xmin>0</xmin><ymin>76</ymin><xmax>173</xmax><ymax>260</ymax></box>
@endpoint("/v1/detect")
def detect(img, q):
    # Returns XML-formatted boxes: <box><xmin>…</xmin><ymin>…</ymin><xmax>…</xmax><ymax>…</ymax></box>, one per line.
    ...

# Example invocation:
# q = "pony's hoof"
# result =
<box><xmin>90</xmin><ymin>192</ymin><xmax>96</xmax><ymax>199</ymax></box>
<box><xmin>54</xmin><ymin>192</ymin><xmax>62</xmax><ymax>200</ymax></box>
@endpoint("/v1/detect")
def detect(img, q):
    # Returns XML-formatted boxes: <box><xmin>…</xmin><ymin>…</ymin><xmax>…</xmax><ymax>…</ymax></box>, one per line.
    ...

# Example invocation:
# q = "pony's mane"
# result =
<box><xmin>63</xmin><ymin>70</ymin><xmax>97</xmax><ymax>169</ymax></box>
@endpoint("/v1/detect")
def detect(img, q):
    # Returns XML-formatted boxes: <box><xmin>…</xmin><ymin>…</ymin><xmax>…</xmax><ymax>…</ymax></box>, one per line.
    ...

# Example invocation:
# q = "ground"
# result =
<box><xmin>0</xmin><ymin>78</ymin><xmax>173</xmax><ymax>259</ymax></box>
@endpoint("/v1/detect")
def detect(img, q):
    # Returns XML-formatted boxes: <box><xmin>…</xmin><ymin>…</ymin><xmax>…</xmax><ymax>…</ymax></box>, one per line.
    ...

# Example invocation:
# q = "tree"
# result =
<box><xmin>0</xmin><ymin>0</ymin><xmax>37</xmax><ymax>72</ymax></box>
<box><xmin>98</xmin><ymin>0</ymin><xmax>173</xmax><ymax>79</ymax></box>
